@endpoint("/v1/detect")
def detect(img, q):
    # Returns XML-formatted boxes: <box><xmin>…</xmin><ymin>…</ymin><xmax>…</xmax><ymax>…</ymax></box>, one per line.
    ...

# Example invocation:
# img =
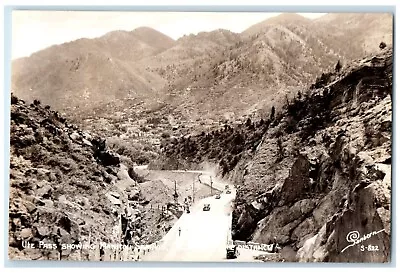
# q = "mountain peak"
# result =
<box><xmin>267</xmin><ymin>13</ymin><xmax>311</xmax><ymax>23</ymax></box>
<box><xmin>131</xmin><ymin>26</ymin><xmax>175</xmax><ymax>48</ymax></box>
<box><xmin>242</xmin><ymin>13</ymin><xmax>312</xmax><ymax>37</ymax></box>
<box><xmin>132</xmin><ymin>26</ymin><xmax>168</xmax><ymax>37</ymax></box>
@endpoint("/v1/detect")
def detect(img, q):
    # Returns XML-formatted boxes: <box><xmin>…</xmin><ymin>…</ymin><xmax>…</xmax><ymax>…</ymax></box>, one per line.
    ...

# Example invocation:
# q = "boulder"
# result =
<box><xmin>251</xmin><ymin>200</ymin><xmax>263</xmax><ymax>210</ymax></box>
<box><xmin>20</xmin><ymin>228</ymin><xmax>32</xmax><ymax>239</ymax></box>
<box><xmin>252</xmin><ymin>199</ymin><xmax>317</xmax><ymax>245</ymax></box>
<box><xmin>98</xmin><ymin>151</ymin><xmax>120</xmax><ymax>166</ymax></box>
<box><xmin>36</xmin><ymin>184</ymin><xmax>53</xmax><ymax>198</ymax></box>
<box><xmin>298</xmin><ymin>184</ymin><xmax>390</xmax><ymax>262</ymax></box>
<box><xmin>82</xmin><ymin>139</ymin><xmax>93</xmax><ymax>147</ymax></box>
<box><xmin>36</xmin><ymin>226</ymin><xmax>51</xmax><ymax>237</ymax></box>
<box><xmin>109</xmin><ymin>191</ymin><xmax>120</xmax><ymax>199</ymax></box>
<box><xmin>128</xmin><ymin>189</ymin><xmax>140</xmax><ymax>201</ymax></box>
<box><xmin>69</xmin><ymin>132</ymin><xmax>80</xmax><ymax>141</ymax></box>
<box><xmin>279</xmin><ymin>155</ymin><xmax>310</xmax><ymax>205</ymax></box>
<box><xmin>58</xmin><ymin>195</ymin><xmax>67</xmax><ymax>204</ymax></box>
<box><xmin>117</xmin><ymin>164</ymin><xmax>131</xmax><ymax>181</ymax></box>
<box><xmin>23</xmin><ymin>200</ymin><xmax>37</xmax><ymax>213</ymax></box>
<box><xmin>106</xmin><ymin>193</ymin><xmax>121</xmax><ymax>206</ymax></box>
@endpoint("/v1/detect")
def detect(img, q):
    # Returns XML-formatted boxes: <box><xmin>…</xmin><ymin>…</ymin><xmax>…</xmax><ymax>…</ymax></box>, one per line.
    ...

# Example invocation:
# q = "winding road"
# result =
<box><xmin>142</xmin><ymin>173</ymin><xmax>264</xmax><ymax>262</ymax></box>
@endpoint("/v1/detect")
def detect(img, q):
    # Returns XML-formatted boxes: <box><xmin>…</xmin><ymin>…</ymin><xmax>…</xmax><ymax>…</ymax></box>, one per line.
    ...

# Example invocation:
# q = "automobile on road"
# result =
<box><xmin>203</xmin><ymin>204</ymin><xmax>211</xmax><ymax>211</ymax></box>
<box><xmin>226</xmin><ymin>245</ymin><xmax>239</xmax><ymax>259</ymax></box>
<box><xmin>215</xmin><ymin>194</ymin><xmax>221</xmax><ymax>199</ymax></box>
<box><xmin>226</xmin><ymin>189</ymin><xmax>231</xmax><ymax>194</ymax></box>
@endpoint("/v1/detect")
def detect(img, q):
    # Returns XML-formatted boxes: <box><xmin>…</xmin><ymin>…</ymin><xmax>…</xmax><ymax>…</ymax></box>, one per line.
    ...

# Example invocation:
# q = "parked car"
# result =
<box><xmin>226</xmin><ymin>189</ymin><xmax>231</xmax><ymax>194</ymax></box>
<box><xmin>215</xmin><ymin>194</ymin><xmax>221</xmax><ymax>199</ymax></box>
<box><xmin>203</xmin><ymin>204</ymin><xmax>211</xmax><ymax>211</ymax></box>
<box><xmin>226</xmin><ymin>245</ymin><xmax>239</xmax><ymax>259</ymax></box>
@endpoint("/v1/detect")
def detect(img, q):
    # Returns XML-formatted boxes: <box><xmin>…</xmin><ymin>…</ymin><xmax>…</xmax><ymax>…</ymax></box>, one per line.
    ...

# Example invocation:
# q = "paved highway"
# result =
<box><xmin>142</xmin><ymin>176</ymin><xmax>264</xmax><ymax>262</ymax></box>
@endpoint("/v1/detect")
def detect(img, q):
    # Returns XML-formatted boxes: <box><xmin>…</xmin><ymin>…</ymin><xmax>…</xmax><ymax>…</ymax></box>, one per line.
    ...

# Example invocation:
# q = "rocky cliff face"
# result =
<box><xmin>232</xmin><ymin>48</ymin><xmax>392</xmax><ymax>262</ymax></box>
<box><xmin>7</xmin><ymin>96</ymin><xmax>157</xmax><ymax>260</ymax></box>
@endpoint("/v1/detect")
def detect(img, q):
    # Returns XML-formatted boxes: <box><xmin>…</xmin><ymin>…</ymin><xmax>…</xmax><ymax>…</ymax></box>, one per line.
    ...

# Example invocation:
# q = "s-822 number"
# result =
<box><xmin>360</xmin><ymin>245</ymin><xmax>379</xmax><ymax>252</ymax></box>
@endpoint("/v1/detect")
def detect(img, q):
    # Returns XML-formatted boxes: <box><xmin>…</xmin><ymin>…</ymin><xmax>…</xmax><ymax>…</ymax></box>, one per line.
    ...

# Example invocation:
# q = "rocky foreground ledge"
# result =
<box><xmin>8</xmin><ymin>97</ymin><xmax>153</xmax><ymax>260</ymax></box>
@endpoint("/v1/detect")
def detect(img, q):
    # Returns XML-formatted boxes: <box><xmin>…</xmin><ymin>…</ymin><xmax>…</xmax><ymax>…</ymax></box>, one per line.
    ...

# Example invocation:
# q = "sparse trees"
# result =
<box><xmin>277</xmin><ymin>135</ymin><xmax>284</xmax><ymax>162</ymax></box>
<box><xmin>161</xmin><ymin>132</ymin><xmax>170</xmax><ymax>139</ymax></box>
<box><xmin>335</xmin><ymin>60</ymin><xmax>342</xmax><ymax>73</ymax></box>
<box><xmin>11</xmin><ymin>93</ymin><xmax>18</xmax><ymax>104</ymax></box>
<box><xmin>270</xmin><ymin>106</ymin><xmax>276</xmax><ymax>121</ymax></box>
<box><xmin>245</xmin><ymin>118</ymin><xmax>252</xmax><ymax>127</ymax></box>
<box><xmin>297</xmin><ymin>91</ymin><xmax>302</xmax><ymax>101</ymax></box>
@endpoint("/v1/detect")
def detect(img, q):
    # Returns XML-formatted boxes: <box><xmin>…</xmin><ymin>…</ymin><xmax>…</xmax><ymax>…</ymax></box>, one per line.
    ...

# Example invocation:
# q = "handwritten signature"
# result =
<box><xmin>341</xmin><ymin>229</ymin><xmax>385</xmax><ymax>253</ymax></box>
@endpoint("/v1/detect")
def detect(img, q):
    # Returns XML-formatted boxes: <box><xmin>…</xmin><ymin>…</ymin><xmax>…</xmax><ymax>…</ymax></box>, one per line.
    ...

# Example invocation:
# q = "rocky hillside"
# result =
<box><xmin>8</xmin><ymin>95</ymin><xmax>178</xmax><ymax>260</ymax></box>
<box><xmin>141</xmin><ymin>29</ymin><xmax>240</xmax><ymax>84</ymax></box>
<box><xmin>159</xmin><ymin>117</ymin><xmax>269</xmax><ymax>173</ymax></box>
<box><xmin>11</xmin><ymin>27</ymin><xmax>174</xmax><ymax>113</ymax></box>
<box><xmin>160</xmin><ymin>47</ymin><xmax>392</xmax><ymax>262</ymax></box>
<box><xmin>11</xmin><ymin>13</ymin><xmax>393</xmax><ymax>127</ymax></box>
<box><xmin>158</xmin><ymin>13</ymin><xmax>393</xmax><ymax>122</ymax></box>
<box><xmin>314</xmin><ymin>13</ymin><xmax>393</xmax><ymax>60</ymax></box>
<box><xmin>231</xmin><ymin>48</ymin><xmax>392</xmax><ymax>262</ymax></box>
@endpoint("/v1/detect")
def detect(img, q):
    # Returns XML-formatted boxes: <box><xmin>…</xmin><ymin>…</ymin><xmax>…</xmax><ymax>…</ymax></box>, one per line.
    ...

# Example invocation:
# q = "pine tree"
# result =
<box><xmin>335</xmin><ymin>60</ymin><xmax>342</xmax><ymax>73</ymax></box>
<box><xmin>270</xmin><ymin>106</ymin><xmax>276</xmax><ymax>121</ymax></box>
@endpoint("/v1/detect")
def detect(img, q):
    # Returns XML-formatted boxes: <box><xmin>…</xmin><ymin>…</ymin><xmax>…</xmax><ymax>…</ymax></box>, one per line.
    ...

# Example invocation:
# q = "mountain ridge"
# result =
<box><xmin>11</xmin><ymin>13</ymin><xmax>393</xmax><ymax>125</ymax></box>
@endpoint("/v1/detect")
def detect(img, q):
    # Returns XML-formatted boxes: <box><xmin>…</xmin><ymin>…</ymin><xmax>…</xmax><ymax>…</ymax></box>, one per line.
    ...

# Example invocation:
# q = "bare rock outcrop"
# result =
<box><xmin>232</xmin><ymin>48</ymin><xmax>392</xmax><ymax>262</ymax></box>
<box><xmin>8</xmin><ymin>96</ymin><xmax>146</xmax><ymax>261</ymax></box>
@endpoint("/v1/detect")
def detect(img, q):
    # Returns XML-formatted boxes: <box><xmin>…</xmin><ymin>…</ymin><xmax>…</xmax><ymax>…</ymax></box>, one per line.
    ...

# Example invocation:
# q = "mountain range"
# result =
<box><xmin>11</xmin><ymin>13</ymin><xmax>393</xmax><ymax>124</ymax></box>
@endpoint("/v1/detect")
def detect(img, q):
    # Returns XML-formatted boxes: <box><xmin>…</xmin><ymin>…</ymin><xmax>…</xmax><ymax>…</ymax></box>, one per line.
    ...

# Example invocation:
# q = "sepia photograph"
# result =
<box><xmin>7</xmin><ymin>9</ymin><xmax>393</xmax><ymax>263</ymax></box>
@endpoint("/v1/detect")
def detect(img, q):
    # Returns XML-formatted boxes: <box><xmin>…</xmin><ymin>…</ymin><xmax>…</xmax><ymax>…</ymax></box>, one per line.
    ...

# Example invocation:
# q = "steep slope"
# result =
<box><xmin>98</xmin><ymin>27</ymin><xmax>175</xmax><ymax>60</ymax></box>
<box><xmin>160</xmin><ymin>13</ymin><xmax>392</xmax><ymax>123</ymax></box>
<box><xmin>242</xmin><ymin>13</ymin><xmax>313</xmax><ymax>37</ymax></box>
<box><xmin>141</xmin><ymin>29</ymin><xmax>240</xmax><ymax>84</ymax></box>
<box><xmin>162</xmin><ymin>15</ymin><xmax>342</xmax><ymax>122</ymax></box>
<box><xmin>11</xmin><ymin>13</ymin><xmax>393</xmax><ymax>135</ymax></box>
<box><xmin>11</xmin><ymin>27</ymin><xmax>175</xmax><ymax>113</ymax></box>
<box><xmin>160</xmin><ymin>47</ymin><xmax>392</xmax><ymax>262</ymax></box>
<box><xmin>314</xmin><ymin>13</ymin><xmax>393</xmax><ymax>59</ymax></box>
<box><xmin>231</xmin><ymin>48</ymin><xmax>392</xmax><ymax>262</ymax></box>
<box><xmin>8</xmin><ymin>95</ymin><xmax>173</xmax><ymax>260</ymax></box>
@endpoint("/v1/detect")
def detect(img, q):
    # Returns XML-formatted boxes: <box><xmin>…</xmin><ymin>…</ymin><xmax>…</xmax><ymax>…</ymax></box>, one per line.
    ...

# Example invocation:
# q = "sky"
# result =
<box><xmin>11</xmin><ymin>11</ymin><xmax>326</xmax><ymax>59</ymax></box>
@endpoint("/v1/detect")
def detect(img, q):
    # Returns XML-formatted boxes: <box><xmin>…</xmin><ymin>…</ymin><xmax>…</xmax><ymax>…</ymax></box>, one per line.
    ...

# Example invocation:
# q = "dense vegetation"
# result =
<box><xmin>160</xmin><ymin>117</ymin><xmax>271</xmax><ymax>175</ymax></box>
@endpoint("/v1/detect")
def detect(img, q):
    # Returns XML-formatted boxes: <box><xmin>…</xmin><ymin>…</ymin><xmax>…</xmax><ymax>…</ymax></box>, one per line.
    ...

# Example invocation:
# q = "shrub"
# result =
<box><xmin>128</xmin><ymin>167</ymin><xmax>145</xmax><ymax>183</ymax></box>
<box><xmin>335</xmin><ymin>60</ymin><xmax>342</xmax><ymax>73</ymax></box>
<box><xmin>270</xmin><ymin>106</ymin><xmax>275</xmax><ymax>121</ymax></box>
<box><xmin>11</xmin><ymin>94</ymin><xmax>18</xmax><ymax>104</ymax></box>
<box><xmin>147</xmin><ymin>117</ymin><xmax>161</xmax><ymax>125</ymax></box>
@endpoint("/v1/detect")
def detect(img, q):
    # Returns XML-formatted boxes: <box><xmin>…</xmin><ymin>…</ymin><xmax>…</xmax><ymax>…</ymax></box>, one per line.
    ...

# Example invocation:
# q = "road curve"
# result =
<box><xmin>142</xmin><ymin>174</ymin><xmax>264</xmax><ymax>262</ymax></box>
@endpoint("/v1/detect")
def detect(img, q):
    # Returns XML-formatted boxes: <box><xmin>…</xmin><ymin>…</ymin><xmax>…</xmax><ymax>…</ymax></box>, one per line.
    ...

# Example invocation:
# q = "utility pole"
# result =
<box><xmin>173</xmin><ymin>180</ymin><xmax>178</xmax><ymax>202</ymax></box>
<box><xmin>210</xmin><ymin>176</ymin><xmax>213</xmax><ymax>196</ymax></box>
<box><xmin>192</xmin><ymin>177</ymin><xmax>195</xmax><ymax>203</ymax></box>
<box><xmin>174</xmin><ymin>180</ymin><xmax>177</xmax><ymax>196</ymax></box>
